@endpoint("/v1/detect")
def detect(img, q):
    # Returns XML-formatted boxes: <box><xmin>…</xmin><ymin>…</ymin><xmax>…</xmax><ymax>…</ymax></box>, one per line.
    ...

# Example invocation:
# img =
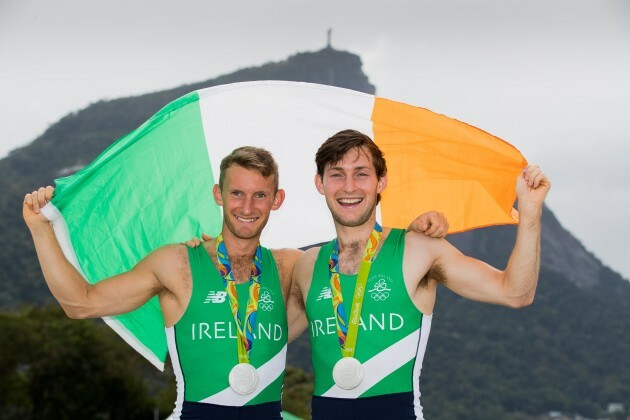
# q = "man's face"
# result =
<box><xmin>213</xmin><ymin>165</ymin><xmax>284</xmax><ymax>241</ymax></box>
<box><xmin>315</xmin><ymin>147</ymin><xmax>387</xmax><ymax>228</ymax></box>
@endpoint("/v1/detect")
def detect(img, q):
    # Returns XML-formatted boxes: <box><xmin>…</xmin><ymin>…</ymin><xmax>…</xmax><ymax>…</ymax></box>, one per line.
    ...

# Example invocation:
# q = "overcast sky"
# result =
<box><xmin>1</xmin><ymin>0</ymin><xmax>629</xmax><ymax>280</ymax></box>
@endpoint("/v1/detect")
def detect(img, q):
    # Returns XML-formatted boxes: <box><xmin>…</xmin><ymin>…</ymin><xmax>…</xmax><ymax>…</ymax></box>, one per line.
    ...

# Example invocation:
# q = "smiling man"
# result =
<box><xmin>288</xmin><ymin>129</ymin><xmax>551</xmax><ymax>419</ymax></box>
<box><xmin>24</xmin><ymin>147</ymin><xmax>298</xmax><ymax>419</ymax></box>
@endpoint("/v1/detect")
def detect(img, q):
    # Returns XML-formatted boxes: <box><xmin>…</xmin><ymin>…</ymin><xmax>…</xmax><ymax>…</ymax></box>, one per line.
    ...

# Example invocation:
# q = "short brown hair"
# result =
<box><xmin>315</xmin><ymin>129</ymin><xmax>387</xmax><ymax>203</ymax></box>
<box><xmin>315</xmin><ymin>129</ymin><xmax>387</xmax><ymax>179</ymax></box>
<box><xmin>219</xmin><ymin>146</ymin><xmax>279</xmax><ymax>190</ymax></box>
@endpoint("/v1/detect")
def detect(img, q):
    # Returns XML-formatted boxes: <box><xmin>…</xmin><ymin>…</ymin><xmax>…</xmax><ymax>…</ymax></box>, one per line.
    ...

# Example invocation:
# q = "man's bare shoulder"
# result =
<box><xmin>147</xmin><ymin>243</ymin><xmax>189</xmax><ymax>266</ymax></box>
<box><xmin>143</xmin><ymin>244</ymin><xmax>192</xmax><ymax>292</ymax></box>
<box><xmin>269</xmin><ymin>248</ymin><xmax>304</xmax><ymax>294</ymax></box>
<box><xmin>141</xmin><ymin>244</ymin><xmax>194</xmax><ymax>325</ymax></box>
<box><xmin>404</xmin><ymin>230</ymin><xmax>440</xmax><ymax>243</ymax></box>
<box><xmin>403</xmin><ymin>230</ymin><xmax>464</xmax><ymax>288</ymax></box>
<box><xmin>404</xmin><ymin>231</ymin><xmax>458</xmax><ymax>255</ymax></box>
<box><xmin>298</xmin><ymin>246</ymin><xmax>320</xmax><ymax>263</ymax></box>
<box><xmin>271</xmin><ymin>247</ymin><xmax>318</xmax><ymax>268</ymax></box>
<box><xmin>271</xmin><ymin>247</ymin><xmax>303</xmax><ymax>262</ymax></box>
<box><xmin>294</xmin><ymin>246</ymin><xmax>319</xmax><ymax>277</ymax></box>
<box><xmin>403</xmin><ymin>232</ymin><xmax>458</xmax><ymax>273</ymax></box>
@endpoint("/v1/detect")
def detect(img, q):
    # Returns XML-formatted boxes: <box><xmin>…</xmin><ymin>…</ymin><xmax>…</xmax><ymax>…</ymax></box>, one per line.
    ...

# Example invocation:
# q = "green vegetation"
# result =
<box><xmin>0</xmin><ymin>306</ymin><xmax>317</xmax><ymax>419</ymax></box>
<box><xmin>282</xmin><ymin>366</ymin><xmax>314</xmax><ymax>419</ymax></box>
<box><xmin>0</xmin><ymin>305</ymin><xmax>175</xmax><ymax>419</ymax></box>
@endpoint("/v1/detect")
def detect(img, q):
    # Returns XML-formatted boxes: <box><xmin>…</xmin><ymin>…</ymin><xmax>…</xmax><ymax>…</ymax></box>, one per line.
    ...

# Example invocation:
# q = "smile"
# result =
<box><xmin>337</xmin><ymin>198</ymin><xmax>363</xmax><ymax>206</ymax></box>
<box><xmin>234</xmin><ymin>215</ymin><xmax>259</xmax><ymax>223</ymax></box>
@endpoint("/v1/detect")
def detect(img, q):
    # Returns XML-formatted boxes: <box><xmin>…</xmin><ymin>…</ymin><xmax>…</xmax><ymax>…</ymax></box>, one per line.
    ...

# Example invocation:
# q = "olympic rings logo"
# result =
<box><xmin>259</xmin><ymin>303</ymin><xmax>274</xmax><ymax>312</ymax></box>
<box><xmin>370</xmin><ymin>291</ymin><xmax>390</xmax><ymax>301</ymax></box>
<box><xmin>259</xmin><ymin>291</ymin><xmax>274</xmax><ymax>311</ymax></box>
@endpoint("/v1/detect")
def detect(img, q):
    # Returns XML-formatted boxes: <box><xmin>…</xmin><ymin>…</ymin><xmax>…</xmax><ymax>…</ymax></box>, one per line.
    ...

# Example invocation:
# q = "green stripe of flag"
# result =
<box><xmin>49</xmin><ymin>91</ymin><xmax>223</xmax><ymax>368</ymax></box>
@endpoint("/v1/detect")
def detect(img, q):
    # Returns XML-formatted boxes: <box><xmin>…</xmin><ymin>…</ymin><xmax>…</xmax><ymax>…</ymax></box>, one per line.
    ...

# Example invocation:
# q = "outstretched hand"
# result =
<box><xmin>23</xmin><ymin>186</ymin><xmax>54</xmax><ymax>228</ymax></box>
<box><xmin>407</xmin><ymin>211</ymin><xmax>449</xmax><ymax>238</ymax></box>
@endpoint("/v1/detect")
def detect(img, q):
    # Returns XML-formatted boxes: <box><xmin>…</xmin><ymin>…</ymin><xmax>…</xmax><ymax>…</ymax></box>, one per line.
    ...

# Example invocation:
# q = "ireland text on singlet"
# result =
<box><xmin>167</xmin><ymin>245</ymin><xmax>287</xmax><ymax>406</ymax></box>
<box><xmin>306</xmin><ymin>229</ymin><xmax>429</xmax><ymax>398</ymax></box>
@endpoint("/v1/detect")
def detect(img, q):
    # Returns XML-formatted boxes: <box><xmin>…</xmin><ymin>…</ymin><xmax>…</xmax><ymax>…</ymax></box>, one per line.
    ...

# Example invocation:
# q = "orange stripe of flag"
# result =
<box><xmin>372</xmin><ymin>97</ymin><xmax>527</xmax><ymax>234</ymax></box>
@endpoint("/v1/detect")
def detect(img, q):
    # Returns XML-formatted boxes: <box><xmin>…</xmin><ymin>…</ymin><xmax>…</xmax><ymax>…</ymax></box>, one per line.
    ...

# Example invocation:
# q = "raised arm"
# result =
<box><xmin>419</xmin><ymin>165</ymin><xmax>550</xmax><ymax>308</ymax></box>
<box><xmin>23</xmin><ymin>187</ymin><xmax>174</xmax><ymax>319</ymax></box>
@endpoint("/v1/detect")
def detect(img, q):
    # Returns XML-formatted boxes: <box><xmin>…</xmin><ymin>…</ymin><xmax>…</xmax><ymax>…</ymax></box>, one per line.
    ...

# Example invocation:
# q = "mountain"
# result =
<box><xmin>0</xmin><ymin>47</ymin><xmax>374</xmax><ymax>307</ymax></box>
<box><xmin>1</xmin><ymin>47</ymin><xmax>628</xmax><ymax>419</ymax></box>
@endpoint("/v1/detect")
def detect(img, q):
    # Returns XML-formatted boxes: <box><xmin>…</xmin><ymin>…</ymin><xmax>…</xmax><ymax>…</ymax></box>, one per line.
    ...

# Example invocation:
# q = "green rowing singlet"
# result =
<box><xmin>166</xmin><ymin>245</ymin><xmax>287</xmax><ymax>413</ymax></box>
<box><xmin>306</xmin><ymin>229</ymin><xmax>432</xmax><ymax>404</ymax></box>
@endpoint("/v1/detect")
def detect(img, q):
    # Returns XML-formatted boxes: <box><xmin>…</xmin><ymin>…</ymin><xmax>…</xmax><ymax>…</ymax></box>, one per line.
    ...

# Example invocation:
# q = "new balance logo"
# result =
<box><xmin>204</xmin><ymin>291</ymin><xmax>227</xmax><ymax>304</ymax></box>
<box><xmin>316</xmin><ymin>286</ymin><xmax>333</xmax><ymax>301</ymax></box>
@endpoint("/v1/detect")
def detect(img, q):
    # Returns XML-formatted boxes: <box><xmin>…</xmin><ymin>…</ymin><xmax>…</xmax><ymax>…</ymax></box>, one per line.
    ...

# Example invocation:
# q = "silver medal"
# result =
<box><xmin>228</xmin><ymin>363</ymin><xmax>259</xmax><ymax>395</ymax></box>
<box><xmin>332</xmin><ymin>357</ymin><xmax>364</xmax><ymax>390</ymax></box>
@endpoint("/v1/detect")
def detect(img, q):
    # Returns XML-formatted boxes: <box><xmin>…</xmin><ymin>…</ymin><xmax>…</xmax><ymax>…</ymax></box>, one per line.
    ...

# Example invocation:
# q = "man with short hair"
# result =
<box><xmin>23</xmin><ymin>145</ymin><xmax>447</xmax><ymax>419</ymax></box>
<box><xmin>24</xmin><ymin>146</ymin><xmax>296</xmax><ymax>419</ymax></box>
<box><xmin>288</xmin><ymin>129</ymin><xmax>551</xmax><ymax>419</ymax></box>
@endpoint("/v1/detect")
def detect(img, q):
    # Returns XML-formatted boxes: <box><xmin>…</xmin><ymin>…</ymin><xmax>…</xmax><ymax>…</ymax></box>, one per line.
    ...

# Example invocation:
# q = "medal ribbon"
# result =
<box><xmin>215</xmin><ymin>234</ymin><xmax>263</xmax><ymax>364</ymax></box>
<box><xmin>329</xmin><ymin>223</ymin><xmax>382</xmax><ymax>358</ymax></box>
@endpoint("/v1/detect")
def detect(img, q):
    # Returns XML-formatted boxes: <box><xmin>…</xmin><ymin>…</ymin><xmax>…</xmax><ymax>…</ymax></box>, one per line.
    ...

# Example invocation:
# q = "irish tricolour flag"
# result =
<box><xmin>41</xmin><ymin>81</ymin><xmax>526</xmax><ymax>369</ymax></box>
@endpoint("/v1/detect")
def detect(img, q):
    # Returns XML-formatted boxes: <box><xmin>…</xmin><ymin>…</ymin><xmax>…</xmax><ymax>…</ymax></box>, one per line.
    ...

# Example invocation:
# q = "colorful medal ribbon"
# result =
<box><xmin>329</xmin><ymin>223</ymin><xmax>382</xmax><ymax>358</ymax></box>
<box><xmin>215</xmin><ymin>234</ymin><xmax>263</xmax><ymax>364</ymax></box>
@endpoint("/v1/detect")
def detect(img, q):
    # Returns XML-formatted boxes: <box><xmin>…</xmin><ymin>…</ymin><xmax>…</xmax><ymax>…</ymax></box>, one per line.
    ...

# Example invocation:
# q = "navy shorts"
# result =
<box><xmin>311</xmin><ymin>392</ymin><xmax>416</xmax><ymax>420</ymax></box>
<box><xmin>180</xmin><ymin>400</ymin><xmax>282</xmax><ymax>419</ymax></box>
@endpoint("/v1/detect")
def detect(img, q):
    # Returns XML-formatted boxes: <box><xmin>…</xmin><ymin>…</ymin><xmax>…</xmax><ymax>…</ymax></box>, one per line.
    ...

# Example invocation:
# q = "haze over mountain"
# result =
<box><xmin>1</xmin><ymin>47</ymin><xmax>628</xmax><ymax>419</ymax></box>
